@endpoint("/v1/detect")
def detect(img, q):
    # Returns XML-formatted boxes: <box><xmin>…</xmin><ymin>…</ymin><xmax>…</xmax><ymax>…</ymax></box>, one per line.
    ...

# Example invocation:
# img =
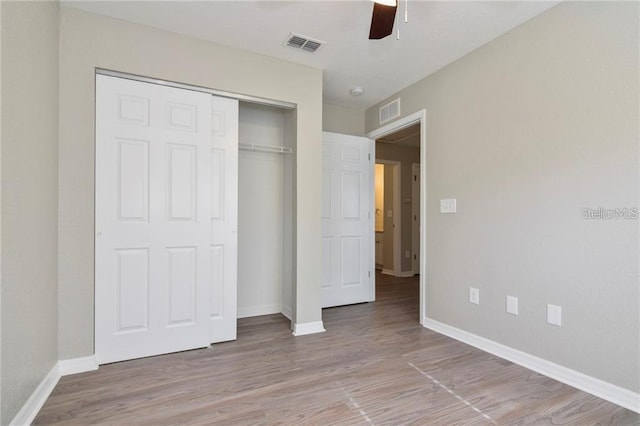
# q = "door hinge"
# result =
<box><xmin>368</xmin><ymin>153</ymin><xmax>371</xmax><ymax>161</ymax></box>
<box><xmin>368</xmin><ymin>270</ymin><xmax>371</xmax><ymax>278</ymax></box>
<box><xmin>414</xmin><ymin>175</ymin><xmax>417</xmax><ymax>181</ymax></box>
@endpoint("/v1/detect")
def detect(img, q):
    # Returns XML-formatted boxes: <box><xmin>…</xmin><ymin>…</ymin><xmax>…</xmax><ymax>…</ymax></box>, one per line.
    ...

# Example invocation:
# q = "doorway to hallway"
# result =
<box><xmin>368</xmin><ymin>110</ymin><xmax>427</xmax><ymax>324</ymax></box>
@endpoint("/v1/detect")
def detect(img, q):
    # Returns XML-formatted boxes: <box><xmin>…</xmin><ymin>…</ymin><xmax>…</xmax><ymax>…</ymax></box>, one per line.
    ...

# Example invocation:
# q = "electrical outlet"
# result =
<box><xmin>547</xmin><ymin>304</ymin><xmax>562</xmax><ymax>326</ymax></box>
<box><xmin>405</xmin><ymin>250</ymin><xmax>410</xmax><ymax>258</ymax></box>
<box><xmin>506</xmin><ymin>296</ymin><xmax>519</xmax><ymax>315</ymax></box>
<box><xmin>469</xmin><ymin>287</ymin><xmax>479</xmax><ymax>305</ymax></box>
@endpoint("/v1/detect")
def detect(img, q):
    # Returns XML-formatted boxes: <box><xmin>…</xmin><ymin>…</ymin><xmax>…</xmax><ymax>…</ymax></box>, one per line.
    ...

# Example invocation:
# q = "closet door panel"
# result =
<box><xmin>167</xmin><ymin>144</ymin><xmax>197</xmax><ymax>221</ymax></box>
<box><xmin>210</xmin><ymin>244</ymin><xmax>224</xmax><ymax>318</ymax></box>
<box><xmin>210</xmin><ymin>96</ymin><xmax>239</xmax><ymax>343</ymax></box>
<box><xmin>95</xmin><ymin>75</ymin><xmax>212</xmax><ymax>364</ymax></box>
<box><xmin>116</xmin><ymin>138</ymin><xmax>149</xmax><ymax>221</ymax></box>
<box><xmin>211</xmin><ymin>149</ymin><xmax>225</xmax><ymax>220</ymax></box>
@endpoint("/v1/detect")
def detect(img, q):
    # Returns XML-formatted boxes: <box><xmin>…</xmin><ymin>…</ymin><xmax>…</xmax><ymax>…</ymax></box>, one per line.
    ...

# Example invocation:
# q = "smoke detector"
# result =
<box><xmin>350</xmin><ymin>87</ymin><xmax>365</xmax><ymax>97</ymax></box>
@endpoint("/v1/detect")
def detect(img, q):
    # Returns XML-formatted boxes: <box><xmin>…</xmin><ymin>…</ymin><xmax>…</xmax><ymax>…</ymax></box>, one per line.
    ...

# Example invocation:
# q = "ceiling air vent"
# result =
<box><xmin>379</xmin><ymin>98</ymin><xmax>401</xmax><ymax>124</ymax></box>
<box><xmin>283</xmin><ymin>33</ymin><xmax>325</xmax><ymax>54</ymax></box>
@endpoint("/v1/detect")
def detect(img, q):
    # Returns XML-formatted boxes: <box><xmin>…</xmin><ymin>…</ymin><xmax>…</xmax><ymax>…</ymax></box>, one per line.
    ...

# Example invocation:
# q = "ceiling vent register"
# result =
<box><xmin>283</xmin><ymin>33</ymin><xmax>325</xmax><ymax>53</ymax></box>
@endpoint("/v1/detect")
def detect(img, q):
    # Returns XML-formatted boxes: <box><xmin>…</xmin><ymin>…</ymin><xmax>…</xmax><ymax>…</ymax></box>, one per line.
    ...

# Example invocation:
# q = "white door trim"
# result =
<box><xmin>369</xmin><ymin>139</ymin><xmax>376</xmax><ymax>301</ymax></box>
<box><xmin>375</xmin><ymin>159</ymin><xmax>401</xmax><ymax>277</ymax></box>
<box><xmin>411</xmin><ymin>162</ymin><xmax>420</xmax><ymax>275</ymax></box>
<box><xmin>367</xmin><ymin>110</ymin><xmax>427</xmax><ymax>325</ymax></box>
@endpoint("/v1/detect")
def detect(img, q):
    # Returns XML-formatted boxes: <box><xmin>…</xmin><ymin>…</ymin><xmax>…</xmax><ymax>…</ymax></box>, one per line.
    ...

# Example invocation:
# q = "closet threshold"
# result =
<box><xmin>239</xmin><ymin>142</ymin><xmax>293</xmax><ymax>155</ymax></box>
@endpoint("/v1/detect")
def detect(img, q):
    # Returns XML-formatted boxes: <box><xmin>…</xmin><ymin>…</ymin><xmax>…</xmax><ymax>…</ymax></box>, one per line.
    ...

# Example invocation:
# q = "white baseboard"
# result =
<box><xmin>10</xmin><ymin>363</ymin><xmax>60</xmax><ymax>426</ymax></box>
<box><xmin>381</xmin><ymin>269</ymin><xmax>414</xmax><ymax>278</ymax></box>
<box><xmin>281</xmin><ymin>305</ymin><xmax>292</xmax><ymax>320</ymax></box>
<box><xmin>59</xmin><ymin>355</ymin><xmax>98</xmax><ymax>376</ymax></box>
<box><xmin>423</xmin><ymin>316</ymin><xmax>640</xmax><ymax>414</ymax></box>
<box><xmin>238</xmin><ymin>304</ymin><xmax>282</xmax><ymax>319</ymax></box>
<box><xmin>292</xmin><ymin>321</ymin><xmax>326</xmax><ymax>336</ymax></box>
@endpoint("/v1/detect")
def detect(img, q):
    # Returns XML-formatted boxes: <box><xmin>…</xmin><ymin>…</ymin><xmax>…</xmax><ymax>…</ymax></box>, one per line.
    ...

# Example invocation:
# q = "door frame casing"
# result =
<box><xmin>374</xmin><ymin>159</ymin><xmax>401</xmax><ymax>277</ymax></box>
<box><xmin>411</xmin><ymin>162</ymin><xmax>420</xmax><ymax>275</ymax></box>
<box><xmin>367</xmin><ymin>110</ymin><xmax>427</xmax><ymax>325</ymax></box>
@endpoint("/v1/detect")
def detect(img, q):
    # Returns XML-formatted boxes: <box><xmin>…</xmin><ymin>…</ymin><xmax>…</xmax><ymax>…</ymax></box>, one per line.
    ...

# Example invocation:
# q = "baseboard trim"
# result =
<box><xmin>10</xmin><ymin>363</ymin><xmax>60</xmax><ymax>426</ymax></box>
<box><xmin>281</xmin><ymin>305</ymin><xmax>292</xmax><ymax>321</ymax></box>
<box><xmin>59</xmin><ymin>355</ymin><xmax>99</xmax><ymax>376</ymax></box>
<box><xmin>423</xmin><ymin>316</ymin><xmax>640</xmax><ymax>413</ymax></box>
<box><xmin>292</xmin><ymin>321</ymin><xmax>326</xmax><ymax>336</ymax></box>
<box><xmin>381</xmin><ymin>269</ymin><xmax>414</xmax><ymax>278</ymax></box>
<box><xmin>238</xmin><ymin>304</ymin><xmax>282</xmax><ymax>319</ymax></box>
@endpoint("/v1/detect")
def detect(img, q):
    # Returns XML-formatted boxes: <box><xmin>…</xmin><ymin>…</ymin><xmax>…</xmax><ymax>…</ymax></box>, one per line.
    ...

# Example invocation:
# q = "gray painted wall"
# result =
<box><xmin>1</xmin><ymin>2</ymin><xmax>59</xmax><ymax>423</ymax></box>
<box><xmin>322</xmin><ymin>103</ymin><xmax>365</xmax><ymax>136</ymax></box>
<box><xmin>365</xmin><ymin>1</ymin><xmax>639</xmax><ymax>392</ymax></box>
<box><xmin>58</xmin><ymin>7</ymin><xmax>323</xmax><ymax>360</ymax></box>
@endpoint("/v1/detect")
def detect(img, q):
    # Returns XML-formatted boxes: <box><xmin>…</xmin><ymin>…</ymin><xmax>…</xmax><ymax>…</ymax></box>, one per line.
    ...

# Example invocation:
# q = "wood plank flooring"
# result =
<box><xmin>35</xmin><ymin>273</ymin><xmax>639</xmax><ymax>425</ymax></box>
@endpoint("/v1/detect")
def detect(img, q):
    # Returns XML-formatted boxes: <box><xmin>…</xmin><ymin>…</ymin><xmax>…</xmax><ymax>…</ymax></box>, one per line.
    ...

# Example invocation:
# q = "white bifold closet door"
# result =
<box><xmin>95</xmin><ymin>75</ymin><xmax>238</xmax><ymax>364</ymax></box>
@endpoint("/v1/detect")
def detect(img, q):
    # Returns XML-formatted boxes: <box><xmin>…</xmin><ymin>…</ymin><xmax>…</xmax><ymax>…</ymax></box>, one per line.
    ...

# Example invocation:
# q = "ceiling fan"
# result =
<box><xmin>369</xmin><ymin>0</ymin><xmax>404</xmax><ymax>40</ymax></box>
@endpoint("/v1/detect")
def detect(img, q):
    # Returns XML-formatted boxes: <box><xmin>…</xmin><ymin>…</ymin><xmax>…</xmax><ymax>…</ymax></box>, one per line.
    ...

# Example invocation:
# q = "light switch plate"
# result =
<box><xmin>547</xmin><ymin>304</ymin><xmax>562</xmax><ymax>326</ymax></box>
<box><xmin>469</xmin><ymin>287</ymin><xmax>479</xmax><ymax>305</ymax></box>
<box><xmin>506</xmin><ymin>296</ymin><xmax>519</xmax><ymax>315</ymax></box>
<box><xmin>440</xmin><ymin>198</ymin><xmax>457</xmax><ymax>213</ymax></box>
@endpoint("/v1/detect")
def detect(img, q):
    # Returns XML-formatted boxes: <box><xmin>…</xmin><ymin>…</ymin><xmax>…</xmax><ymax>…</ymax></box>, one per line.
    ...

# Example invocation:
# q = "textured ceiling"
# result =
<box><xmin>63</xmin><ymin>0</ymin><xmax>559</xmax><ymax>110</ymax></box>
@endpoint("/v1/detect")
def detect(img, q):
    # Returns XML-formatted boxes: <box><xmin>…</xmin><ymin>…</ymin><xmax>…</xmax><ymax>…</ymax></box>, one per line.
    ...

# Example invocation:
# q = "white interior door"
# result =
<box><xmin>95</xmin><ymin>75</ymin><xmax>212</xmax><ymax>364</ymax></box>
<box><xmin>322</xmin><ymin>132</ymin><xmax>373</xmax><ymax>308</ymax></box>
<box><xmin>210</xmin><ymin>96</ymin><xmax>238</xmax><ymax>342</ymax></box>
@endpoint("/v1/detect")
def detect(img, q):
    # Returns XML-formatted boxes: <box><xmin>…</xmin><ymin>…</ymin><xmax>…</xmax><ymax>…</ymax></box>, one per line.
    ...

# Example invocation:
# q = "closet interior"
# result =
<box><xmin>237</xmin><ymin>102</ymin><xmax>295</xmax><ymax>320</ymax></box>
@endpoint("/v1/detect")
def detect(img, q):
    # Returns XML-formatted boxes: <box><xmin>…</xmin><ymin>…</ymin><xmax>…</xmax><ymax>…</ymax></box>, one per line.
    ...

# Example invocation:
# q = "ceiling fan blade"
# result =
<box><xmin>369</xmin><ymin>2</ymin><xmax>397</xmax><ymax>40</ymax></box>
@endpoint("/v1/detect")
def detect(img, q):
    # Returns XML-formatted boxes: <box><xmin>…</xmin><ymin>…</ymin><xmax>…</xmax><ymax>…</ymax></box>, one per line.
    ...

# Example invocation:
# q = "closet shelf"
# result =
<box><xmin>239</xmin><ymin>142</ymin><xmax>293</xmax><ymax>155</ymax></box>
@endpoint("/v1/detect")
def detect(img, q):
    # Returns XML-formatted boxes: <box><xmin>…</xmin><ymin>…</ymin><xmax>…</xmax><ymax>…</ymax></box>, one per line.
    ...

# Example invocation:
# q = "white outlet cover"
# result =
<box><xmin>547</xmin><ymin>304</ymin><xmax>562</xmax><ymax>326</ymax></box>
<box><xmin>506</xmin><ymin>296</ymin><xmax>519</xmax><ymax>315</ymax></box>
<box><xmin>440</xmin><ymin>198</ymin><xmax>457</xmax><ymax>213</ymax></box>
<box><xmin>469</xmin><ymin>287</ymin><xmax>479</xmax><ymax>305</ymax></box>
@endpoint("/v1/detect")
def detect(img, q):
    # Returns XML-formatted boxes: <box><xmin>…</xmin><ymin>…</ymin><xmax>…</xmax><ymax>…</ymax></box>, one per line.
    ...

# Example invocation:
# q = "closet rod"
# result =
<box><xmin>239</xmin><ymin>142</ymin><xmax>293</xmax><ymax>155</ymax></box>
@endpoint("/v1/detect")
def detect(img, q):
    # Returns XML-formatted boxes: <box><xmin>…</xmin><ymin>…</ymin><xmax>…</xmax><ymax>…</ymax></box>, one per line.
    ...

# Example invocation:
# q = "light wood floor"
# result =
<box><xmin>36</xmin><ymin>273</ymin><xmax>639</xmax><ymax>425</ymax></box>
